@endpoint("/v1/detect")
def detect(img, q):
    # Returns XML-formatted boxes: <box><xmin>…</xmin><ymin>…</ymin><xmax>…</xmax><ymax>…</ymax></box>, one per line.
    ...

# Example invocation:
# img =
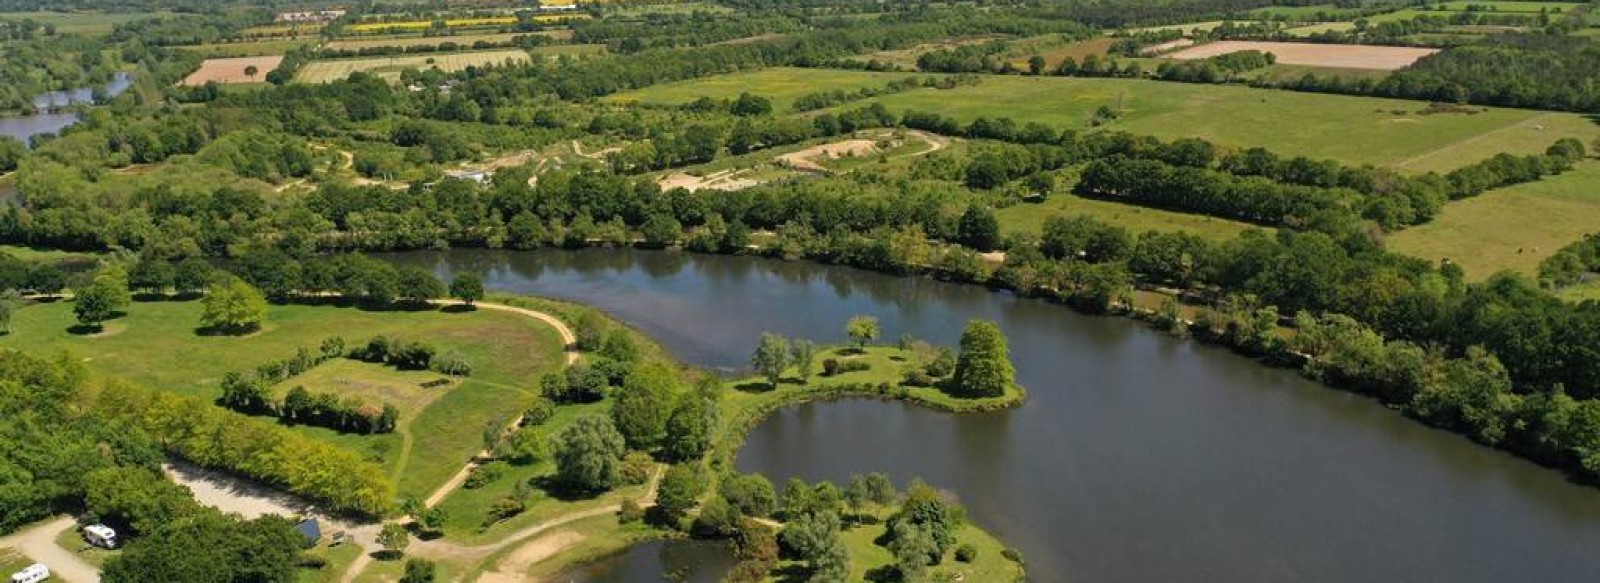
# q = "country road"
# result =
<box><xmin>0</xmin><ymin>517</ymin><xmax>100</xmax><ymax>583</ymax></box>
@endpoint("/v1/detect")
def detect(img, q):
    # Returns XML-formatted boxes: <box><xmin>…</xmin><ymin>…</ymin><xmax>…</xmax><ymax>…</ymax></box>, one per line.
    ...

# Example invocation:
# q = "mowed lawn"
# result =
<box><xmin>0</xmin><ymin>300</ymin><xmax>566</xmax><ymax>498</ymax></box>
<box><xmin>1389</xmin><ymin>161</ymin><xmax>1600</xmax><ymax>280</ymax></box>
<box><xmin>608</xmin><ymin>68</ymin><xmax>1596</xmax><ymax>169</ymax></box>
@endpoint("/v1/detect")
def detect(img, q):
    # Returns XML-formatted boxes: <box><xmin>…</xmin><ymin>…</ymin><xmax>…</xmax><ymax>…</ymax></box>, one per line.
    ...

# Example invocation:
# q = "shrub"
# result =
<box><xmin>902</xmin><ymin>369</ymin><xmax>934</xmax><ymax>387</ymax></box>
<box><xmin>822</xmin><ymin>358</ymin><xmax>840</xmax><ymax>376</ymax></box>
<box><xmin>464</xmin><ymin>461</ymin><xmax>507</xmax><ymax>489</ymax></box>
<box><xmin>955</xmin><ymin>543</ymin><xmax>978</xmax><ymax>563</ymax></box>
<box><xmin>430</xmin><ymin>352</ymin><xmax>471</xmax><ymax>376</ymax></box>
<box><xmin>620</xmin><ymin>451</ymin><xmax>655</xmax><ymax>485</ymax></box>
<box><xmin>925</xmin><ymin>348</ymin><xmax>956</xmax><ymax>377</ymax></box>
<box><xmin>391</xmin><ymin>341</ymin><xmax>436</xmax><ymax>370</ymax></box>
<box><xmin>837</xmin><ymin>360</ymin><xmax>871</xmax><ymax>374</ymax></box>
<box><xmin>1001</xmin><ymin>547</ymin><xmax>1025</xmax><ymax>565</ymax></box>
<box><xmin>618</xmin><ymin>499</ymin><xmax>645</xmax><ymax>524</ymax></box>
<box><xmin>522</xmin><ymin>397</ymin><xmax>555</xmax><ymax>426</ymax></box>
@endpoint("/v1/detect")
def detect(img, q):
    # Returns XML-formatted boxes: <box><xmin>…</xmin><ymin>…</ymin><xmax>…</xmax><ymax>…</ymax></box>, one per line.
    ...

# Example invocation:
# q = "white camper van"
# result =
<box><xmin>82</xmin><ymin>524</ymin><xmax>117</xmax><ymax>549</ymax></box>
<box><xmin>9</xmin><ymin>563</ymin><xmax>49</xmax><ymax>583</ymax></box>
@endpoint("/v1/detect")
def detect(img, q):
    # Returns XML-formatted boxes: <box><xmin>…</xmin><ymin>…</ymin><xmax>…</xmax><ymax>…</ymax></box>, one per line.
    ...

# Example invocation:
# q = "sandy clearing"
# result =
<box><xmin>475</xmin><ymin>531</ymin><xmax>585</xmax><ymax>583</ymax></box>
<box><xmin>0</xmin><ymin>517</ymin><xmax>101</xmax><ymax>583</ymax></box>
<box><xmin>180</xmin><ymin>55</ymin><xmax>285</xmax><ymax>86</ymax></box>
<box><xmin>776</xmin><ymin>139</ymin><xmax>881</xmax><ymax>173</ymax></box>
<box><xmin>1165</xmin><ymin>40</ymin><xmax>1439</xmax><ymax>70</ymax></box>
<box><xmin>657</xmin><ymin>169</ymin><xmax>764</xmax><ymax>192</ymax></box>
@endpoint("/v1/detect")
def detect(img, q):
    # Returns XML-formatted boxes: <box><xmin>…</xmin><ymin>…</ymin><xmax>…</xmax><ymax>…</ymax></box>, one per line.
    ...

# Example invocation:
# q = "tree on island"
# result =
<box><xmin>791</xmin><ymin>339</ymin><xmax>817</xmax><ymax>384</ymax></box>
<box><xmin>845</xmin><ymin>315</ymin><xmax>879</xmax><ymax>350</ymax></box>
<box><xmin>751</xmin><ymin>332</ymin><xmax>789</xmax><ymax>389</ymax></box>
<box><xmin>200</xmin><ymin>275</ymin><xmax>268</xmax><ymax>334</ymax></box>
<box><xmin>611</xmin><ymin>362</ymin><xmax>679</xmax><ymax>449</ymax></box>
<box><xmin>951</xmin><ymin>319</ymin><xmax>1014</xmax><ymax>398</ymax></box>
<box><xmin>448</xmin><ymin>272</ymin><xmax>484</xmax><ymax>306</ymax></box>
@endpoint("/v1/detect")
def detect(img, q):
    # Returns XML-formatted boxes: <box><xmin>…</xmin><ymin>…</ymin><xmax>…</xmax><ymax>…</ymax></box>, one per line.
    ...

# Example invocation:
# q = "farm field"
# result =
<box><xmin>0</xmin><ymin>11</ymin><xmax>169</xmax><ymax>35</ymax></box>
<box><xmin>180</xmin><ymin>55</ymin><xmax>285</xmax><ymax>85</ymax></box>
<box><xmin>1165</xmin><ymin>40</ymin><xmax>1439</xmax><ymax>69</ymax></box>
<box><xmin>325</xmin><ymin>32</ymin><xmax>529</xmax><ymax>50</ymax></box>
<box><xmin>1431</xmin><ymin>1</ymin><xmax>1586</xmax><ymax>12</ymax></box>
<box><xmin>849</xmin><ymin>34</ymin><xmax>1008</xmax><ymax>68</ymax></box>
<box><xmin>611</xmin><ymin>68</ymin><xmax>1597</xmax><ymax>169</ymax></box>
<box><xmin>996</xmin><ymin>193</ymin><xmax>1256</xmax><ymax>242</ymax></box>
<box><xmin>296</xmin><ymin>49</ymin><xmax>531</xmax><ymax>83</ymax></box>
<box><xmin>1389</xmin><ymin>161</ymin><xmax>1600</xmax><ymax>280</ymax></box>
<box><xmin>177</xmin><ymin>39</ymin><xmax>313</xmax><ymax>58</ymax></box>
<box><xmin>604</xmin><ymin>67</ymin><xmax>935</xmax><ymax>112</ymax></box>
<box><xmin>1284</xmin><ymin>21</ymin><xmax>1360</xmax><ymax>35</ymax></box>
<box><xmin>1007</xmin><ymin>37</ymin><xmax>1114</xmax><ymax>68</ymax></box>
<box><xmin>0</xmin><ymin>300</ymin><xmax>567</xmax><ymax>498</ymax></box>
<box><xmin>345</xmin><ymin>13</ymin><xmax>587</xmax><ymax>33</ymax></box>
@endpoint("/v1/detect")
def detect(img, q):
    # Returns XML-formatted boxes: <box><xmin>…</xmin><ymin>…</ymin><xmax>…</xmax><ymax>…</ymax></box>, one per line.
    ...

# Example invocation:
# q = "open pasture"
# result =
<box><xmin>1389</xmin><ymin>162</ymin><xmax>1600</xmax><ymax>280</ymax></box>
<box><xmin>346</xmin><ymin>16</ymin><xmax>518</xmax><ymax>32</ymax></box>
<box><xmin>177</xmin><ymin>39</ymin><xmax>312</xmax><ymax>58</ymax></box>
<box><xmin>1166</xmin><ymin>40</ymin><xmax>1439</xmax><ymax>70</ymax></box>
<box><xmin>611</xmin><ymin>68</ymin><xmax>1595</xmax><ymax>169</ymax></box>
<box><xmin>1007</xmin><ymin>37</ymin><xmax>1115</xmax><ymax>68</ymax></box>
<box><xmin>296</xmin><ymin>49</ymin><xmax>531</xmax><ymax>83</ymax></box>
<box><xmin>179</xmin><ymin>55</ymin><xmax>284</xmax><ymax>85</ymax></box>
<box><xmin>0</xmin><ymin>11</ymin><xmax>167</xmax><ymax>35</ymax></box>
<box><xmin>326</xmin><ymin>31</ymin><xmax>528</xmax><ymax>50</ymax></box>
<box><xmin>0</xmin><ymin>299</ymin><xmax>566</xmax><ymax>498</ymax></box>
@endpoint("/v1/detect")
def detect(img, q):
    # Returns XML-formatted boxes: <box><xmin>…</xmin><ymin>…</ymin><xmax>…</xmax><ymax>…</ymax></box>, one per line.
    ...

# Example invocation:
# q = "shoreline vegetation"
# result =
<box><xmin>0</xmin><ymin>275</ymin><xmax>1030</xmax><ymax>582</ymax></box>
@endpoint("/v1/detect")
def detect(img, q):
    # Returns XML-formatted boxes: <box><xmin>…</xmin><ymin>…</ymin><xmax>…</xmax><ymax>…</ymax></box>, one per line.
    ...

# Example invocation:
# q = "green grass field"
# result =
<box><xmin>997</xmin><ymin>194</ymin><xmax>1256</xmax><ymax>243</ymax></box>
<box><xmin>610</xmin><ymin>68</ymin><xmax>1598</xmax><ymax>169</ymax></box>
<box><xmin>0</xmin><ymin>300</ymin><xmax>566</xmax><ymax>498</ymax></box>
<box><xmin>605</xmin><ymin>67</ymin><xmax>934</xmax><ymax>113</ymax></box>
<box><xmin>177</xmin><ymin>38</ymin><xmax>315</xmax><ymax>58</ymax></box>
<box><xmin>0</xmin><ymin>11</ymin><xmax>169</xmax><ymax>35</ymax></box>
<box><xmin>1431</xmin><ymin>1</ymin><xmax>1586</xmax><ymax>12</ymax></box>
<box><xmin>296</xmin><ymin>50</ymin><xmax>534</xmax><ymax>83</ymax></box>
<box><xmin>1389</xmin><ymin>161</ymin><xmax>1600</xmax><ymax>280</ymax></box>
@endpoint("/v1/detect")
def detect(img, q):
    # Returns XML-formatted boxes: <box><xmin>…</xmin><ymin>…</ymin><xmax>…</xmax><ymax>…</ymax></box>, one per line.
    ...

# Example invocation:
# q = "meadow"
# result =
<box><xmin>0</xmin><ymin>300</ymin><xmax>567</xmax><ymax>499</ymax></box>
<box><xmin>610</xmin><ymin>68</ymin><xmax>1598</xmax><ymax>169</ymax></box>
<box><xmin>296</xmin><ymin>49</ymin><xmax>532</xmax><ymax>83</ymax></box>
<box><xmin>1389</xmin><ymin>161</ymin><xmax>1600</xmax><ymax>280</ymax></box>
<box><xmin>177</xmin><ymin>39</ymin><xmax>314</xmax><ymax>58</ymax></box>
<box><xmin>0</xmin><ymin>11</ymin><xmax>168</xmax><ymax>35</ymax></box>
<box><xmin>326</xmin><ymin>32</ymin><xmax>529</xmax><ymax>50</ymax></box>
<box><xmin>996</xmin><ymin>194</ymin><xmax>1256</xmax><ymax>243</ymax></box>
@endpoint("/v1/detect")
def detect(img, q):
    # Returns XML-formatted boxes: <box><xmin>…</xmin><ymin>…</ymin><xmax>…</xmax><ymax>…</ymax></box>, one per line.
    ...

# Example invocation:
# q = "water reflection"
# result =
<box><xmin>388</xmin><ymin>248</ymin><xmax>1600</xmax><ymax>583</ymax></box>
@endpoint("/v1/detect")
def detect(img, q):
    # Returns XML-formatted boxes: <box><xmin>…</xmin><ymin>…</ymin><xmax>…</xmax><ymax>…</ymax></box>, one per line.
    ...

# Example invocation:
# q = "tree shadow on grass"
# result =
<box><xmin>440</xmin><ymin>304</ymin><xmax>476</xmax><ymax>314</ymax></box>
<box><xmin>529</xmin><ymin>475</ymin><xmax>608</xmax><ymax>502</ymax></box>
<box><xmin>193</xmin><ymin>324</ymin><xmax>261</xmax><ymax>337</ymax></box>
<box><xmin>733</xmin><ymin>381</ymin><xmax>777</xmax><ymax>394</ymax></box>
<box><xmin>66</xmin><ymin>324</ymin><xmax>105</xmax><ymax>336</ymax></box>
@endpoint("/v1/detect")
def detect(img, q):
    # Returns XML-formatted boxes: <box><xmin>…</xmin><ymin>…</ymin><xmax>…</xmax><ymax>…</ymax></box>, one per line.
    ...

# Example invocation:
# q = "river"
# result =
<box><xmin>0</xmin><ymin>72</ymin><xmax>134</xmax><ymax>145</ymax></box>
<box><xmin>394</xmin><ymin>248</ymin><xmax>1600</xmax><ymax>582</ymax></box>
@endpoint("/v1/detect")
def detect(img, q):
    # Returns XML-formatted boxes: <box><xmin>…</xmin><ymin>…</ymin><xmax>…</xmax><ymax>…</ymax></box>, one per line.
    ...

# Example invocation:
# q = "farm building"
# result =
<box><xmin>295</xmin><ymin>518</ymin><xmax>322</xmax><ymax>547</ymax></box>
<box><xmin>82</xmin><ymin>524</ymin><xmax>117</xmax><ymax>548</ymax></box>
<box><xmin>275</xmin><ymin>10</ymin><xmax>346</xmax><ymax>23</ymax></box>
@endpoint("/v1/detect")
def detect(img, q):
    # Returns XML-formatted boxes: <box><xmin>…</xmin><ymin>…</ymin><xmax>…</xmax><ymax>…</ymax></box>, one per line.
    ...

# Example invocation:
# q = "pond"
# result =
<box><xmin>0</xmin><ymin>72</ymin><xmax>134</xmax><ymax>145</ymax></box>
<box><xmin>393</xmin><ymin>248</ymin><xmax>1600</xmax><ymax>583</ymax></box>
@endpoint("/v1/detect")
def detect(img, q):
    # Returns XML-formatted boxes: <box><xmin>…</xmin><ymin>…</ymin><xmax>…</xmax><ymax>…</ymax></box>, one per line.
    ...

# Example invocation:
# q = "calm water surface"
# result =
<box><xmin>394</xmin><ymin>248</ymin><xmax>1600</xmax><ymax>583</ymax></box>
<box><xmin>0</xmin><ymin>72</ymin><xmax>133</xmax><ymax>145</ymax></box>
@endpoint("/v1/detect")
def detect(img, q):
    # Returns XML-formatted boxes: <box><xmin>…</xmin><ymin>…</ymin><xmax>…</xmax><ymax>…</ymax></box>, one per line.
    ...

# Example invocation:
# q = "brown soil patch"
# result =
<box><xmin>1165</xmin><ymin>41</ymin><xmax>1438</xmax><ymax>70</ymax></box>
<box><xmin>180</xmin><ymin>55</ymin><xmax>285</xmax><ymax>85</ymax></box>
<box><xmin>478</xmin><ymin>531</ymin><xmax>585</xmax><ymax>583</ymax></box>
<box><xmin>775</xmin><ymin>139</ymin><xmax>881</xmax><ymax>173</ymax></box>
<box><xmin>657</xmin><ymin>169</ymin><xmax>763</xmax><ymax>192</ymax></box>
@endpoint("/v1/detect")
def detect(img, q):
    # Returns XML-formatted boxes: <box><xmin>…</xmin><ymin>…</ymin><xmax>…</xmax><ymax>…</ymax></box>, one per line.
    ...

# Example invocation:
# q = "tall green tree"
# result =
<box><xmin>791</xmin><ymin>339</ymin><xmax>817</xmax><ymax>384</ymax></box>
<box><xmin>664</xmin><ymin>394</ymin><xmax>717</xmax><ymax>462</ymax></box>
<box><xmin>951</xmin><ymin>319</ymin><xmax>1014</xmax><ymax>398</ymax></box>
<box><xmin>654</xmin><ymin>463</ymin><xmax>707</xmax><ymax>527</ymax></box>
<box><xmin>448</xmin><ymin>272</ymin><xmax>484</xmax><ymax>306</ymax></box>
<box><xmin>0</xmin><ymin>289</ymin><xmax>19</xmax><ymax>334</ymax></box>
<box><xmin>200</xmin><ymin>275</ymin><xmax>269</xmax><ymax>333</ymax></box>
<box><xmin>611</xmin><ymin>362</ymin><xmax>679</xmax><ymax>449</ymax></box>
<box><xmin>554</xmin><ymin>415</ymin><xmax>627</xmax><ymax>493</ymax></box>
<box><xmin>751</xmin><ymin>332</ymin><xmax>789</xmax><ymax>389</ymax></box>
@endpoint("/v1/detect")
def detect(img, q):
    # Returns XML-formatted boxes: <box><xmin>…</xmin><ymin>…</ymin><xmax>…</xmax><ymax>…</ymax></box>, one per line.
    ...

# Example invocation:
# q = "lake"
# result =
<box><xmin>394</xmin><ymin>248</ymin><xmax>1600</xmax><ymax>583</ymax></box>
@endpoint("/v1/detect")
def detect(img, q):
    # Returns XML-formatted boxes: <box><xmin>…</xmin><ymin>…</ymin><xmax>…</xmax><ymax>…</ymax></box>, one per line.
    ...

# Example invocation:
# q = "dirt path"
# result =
<box><xmin>571</xmin><ymin>140</ymin><xmax>622</xmax><ymax>160</ymax></box>
<box><xmin>0</xmin><ymin>516</ymin><xmax>101</xmax><ymax>583</ymax></box>
<box><xmin>458</xmin><ymin>465</ymin><xmax>666</xmax><ymax>581</ymax></box>
<box><xmin>420</xmin><ymin>300</ymin><xmax>578</xmax><ymax>509</ymax></box>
